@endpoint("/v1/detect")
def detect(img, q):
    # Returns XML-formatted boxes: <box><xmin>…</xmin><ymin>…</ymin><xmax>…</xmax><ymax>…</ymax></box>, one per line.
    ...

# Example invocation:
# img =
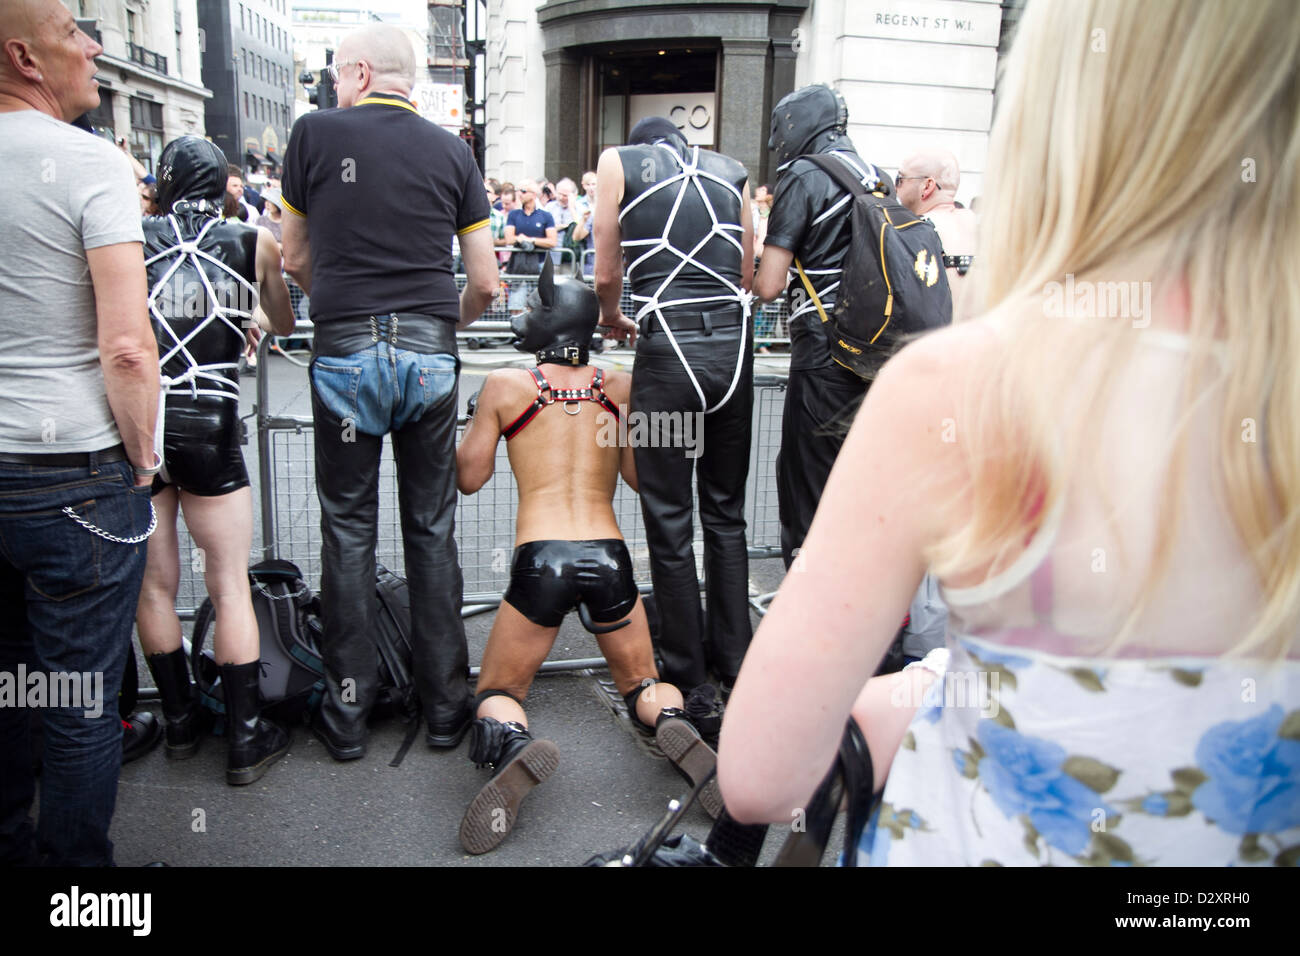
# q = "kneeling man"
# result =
<box><xmin>455</xmin><ymin>259</ymin><xmax>720</xmax><ymax>854</ymax></box>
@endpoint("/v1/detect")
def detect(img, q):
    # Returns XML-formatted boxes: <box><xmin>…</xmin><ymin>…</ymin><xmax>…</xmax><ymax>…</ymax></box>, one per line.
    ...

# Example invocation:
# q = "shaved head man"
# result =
<box><xmin>279</xmin><ymin>18</ymin><xmax>495</xmax><ymax>760</ymax></box>
<box><xmin>895</xmin><ymin>147</ymin><xmax>979</xmax><ymax>315</ymax></box>
<box><xmin>0</xmin><ymin>0</ymin><xmax>104</xmax><ymax>121</ymax></box>
<box><xmin>329</xmin><ymin>22</ymin><xmax>416</xmax><ymax>109</ymax></box>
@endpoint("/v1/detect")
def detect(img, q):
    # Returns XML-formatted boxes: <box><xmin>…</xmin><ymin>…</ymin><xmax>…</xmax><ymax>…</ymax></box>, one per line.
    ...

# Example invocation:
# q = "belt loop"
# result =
<box><xmin>88</xmin><ymin>447</ymin><xmax>99</xmax><ymax>475</ymax></box>
<box><xmin>701</xmin><ymin>311</ymin><xmax>713</xmax><ymax>336</ymax></box>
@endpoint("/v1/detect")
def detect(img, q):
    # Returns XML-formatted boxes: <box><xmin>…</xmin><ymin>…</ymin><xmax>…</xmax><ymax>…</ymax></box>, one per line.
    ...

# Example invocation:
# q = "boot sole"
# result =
<box><xmin>164</xmin><ymin>738</ymin><xmax>201</xmax><ymax>760</ymax></box>
<box><xmin>311</xmin><ymin>725</ymin><xmax>366</xmax><ymax>761</ymax></box>
<box><xmin>656</xmin><ymin>720</ymin><xmax>724</xmax><ymax>819</ymax></box>
<box><xmin>227</xmin><ymin>737</ymin><xmax>291</xmax><ymax>786</ymax></box>
<box><xmin>459</xmin><ymin>739</ymin><xmax>559</xmax><ymax>855</ymax></box>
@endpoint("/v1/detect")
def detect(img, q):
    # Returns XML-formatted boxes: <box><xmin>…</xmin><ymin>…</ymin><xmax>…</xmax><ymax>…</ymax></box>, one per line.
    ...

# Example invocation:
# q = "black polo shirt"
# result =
<box><xmin>281</xmin><ymin>92</ymin><xmax>489</xmax><ymax>325</ymax></box>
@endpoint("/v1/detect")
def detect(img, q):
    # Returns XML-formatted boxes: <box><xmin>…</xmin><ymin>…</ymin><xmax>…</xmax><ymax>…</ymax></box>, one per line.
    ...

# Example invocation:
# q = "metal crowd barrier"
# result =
<box><xmin>164</xmin><ymin>301</ymin><xmax>791</xmax><ymax>657</ymax></box>
<box><xmin>249</xmin><ymin>358</ymin><xmax>788</xmax><ymax>603</ymax></box>
<box><xmin>284</xmin><ymin>273</ymin><xmax>794</xmax><ymax>350</ymax></box>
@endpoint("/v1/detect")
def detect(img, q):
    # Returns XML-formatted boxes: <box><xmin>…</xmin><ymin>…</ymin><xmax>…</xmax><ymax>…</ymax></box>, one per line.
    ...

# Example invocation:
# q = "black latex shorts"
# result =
<box><xmin>151</xmin><ymin>397</ymin><xmax>250</xmax><ymax>497</ymax></box>
<box><xmin>503</xmin><ymin>539</ymin><xmax>638</xmax><ymax>628</ymax></box>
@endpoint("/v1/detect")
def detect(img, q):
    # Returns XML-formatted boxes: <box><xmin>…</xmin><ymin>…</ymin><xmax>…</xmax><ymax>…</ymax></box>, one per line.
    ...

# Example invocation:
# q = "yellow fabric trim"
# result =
<box><xmin>457</xmin><ymin>218</ymin><xmax>489</xmax><ymax>237</ymax></box>
<box><xmin>794</xmin><ymin>258</ymin><xmax>831</xmax><ymax>324</ymax></box>
<box><xmin>280</xmin><ymin>196</ymin><xmax>306</xmax><ymax>217</ymax></box>
<box><xmin>356</xmin><ymin>95</ymin><xmax>418</xmax><ymax>113</ymax></box>
<box><xmin>870</xmin><ymin>219</ymin><xmax>893</xmax><ymax>345</ymax></box>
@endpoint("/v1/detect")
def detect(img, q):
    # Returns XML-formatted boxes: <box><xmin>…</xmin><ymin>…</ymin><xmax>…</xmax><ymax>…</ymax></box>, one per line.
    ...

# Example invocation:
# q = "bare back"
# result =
<box><xmin>492</xmin><ymin>364</ymin><xmax>631</xmax><ymax>544</ymax></box>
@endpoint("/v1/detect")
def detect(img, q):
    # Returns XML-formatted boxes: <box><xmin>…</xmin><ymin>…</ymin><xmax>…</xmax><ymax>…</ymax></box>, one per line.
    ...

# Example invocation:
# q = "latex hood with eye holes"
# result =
<box><xmin>156</xmin><ymin>135</ymin><xmax>231</xmax><ymax>223</ymax></box>
<box><xmin>511</xmin><ymin>256</ymin><xmax>601</xmax><ymax>366</ymax></box>
<box><xmin>768</xmin><ymin>84</ymin><xmax>853</xmax><ymax>171</ymax></box>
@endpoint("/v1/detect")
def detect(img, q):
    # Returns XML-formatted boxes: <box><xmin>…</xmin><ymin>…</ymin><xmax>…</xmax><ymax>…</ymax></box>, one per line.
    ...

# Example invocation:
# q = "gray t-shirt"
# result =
<box><xmin>0</xmin><ymin>111</ymin><xmax>144</xmax><ymax>453</ymax></box>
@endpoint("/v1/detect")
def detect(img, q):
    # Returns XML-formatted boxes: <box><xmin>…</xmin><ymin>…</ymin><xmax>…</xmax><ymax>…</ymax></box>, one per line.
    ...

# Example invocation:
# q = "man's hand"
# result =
<box><xmin>599</xmin><ymin>310</ymin><xmax>638</xmax><ymax>346</ymax></box>
<box><xmin>516</xmin><ymin>236</ymin><xmax>535</xmax><ymax>252</ymax></box>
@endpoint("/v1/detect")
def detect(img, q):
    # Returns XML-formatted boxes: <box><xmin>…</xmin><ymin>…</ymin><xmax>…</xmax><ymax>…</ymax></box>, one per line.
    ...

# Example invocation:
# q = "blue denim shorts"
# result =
<box><xmin>310</xmin><ymin>345</ymin><xmax>458</xmax><ymax>436</ymax></box>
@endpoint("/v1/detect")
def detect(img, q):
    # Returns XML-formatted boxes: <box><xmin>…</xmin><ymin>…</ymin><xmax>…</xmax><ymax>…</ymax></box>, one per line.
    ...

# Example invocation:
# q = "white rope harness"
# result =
<box><xmin>619</xmin><ymin>144</ymin><xmax>752</xmax><ymax>414</ymax></box>
<box><xmin>144</xmin><ymin>214</ymin><xmax>259</xmax><ymax>480</ymax></box>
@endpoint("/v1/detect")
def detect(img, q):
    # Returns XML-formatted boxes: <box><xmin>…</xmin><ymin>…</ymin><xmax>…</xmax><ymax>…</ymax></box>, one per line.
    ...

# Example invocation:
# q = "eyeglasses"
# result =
<box><xmin>327</xmin><ymin>59</ymin><xmax>359</xmax><ymax>82</ymax></box>
<box><xmin>895</xmin><ymin>173</ymin><xmax>930</xmax><ymax>188</ymax></box>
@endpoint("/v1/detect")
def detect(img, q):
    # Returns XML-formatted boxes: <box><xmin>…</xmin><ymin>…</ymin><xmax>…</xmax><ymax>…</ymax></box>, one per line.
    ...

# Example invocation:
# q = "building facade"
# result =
<box><xmin>290</xmin><ymin>2</ymin><xmax>428</xmax><ymax>121</ymax></box>
<box><xmin>200</xmin><ymin>0</ymin><xmax>296</xmax><ymax>176</ymax></box>
<box><xmin>485</xmin><ymin>0</ymin><xmax>1016</xmax><ymax>202</ymax></box>
<box><xmin>74</xmin><ymin>0</ymin><xmax>210</xmax><ymax>174</ymax></box>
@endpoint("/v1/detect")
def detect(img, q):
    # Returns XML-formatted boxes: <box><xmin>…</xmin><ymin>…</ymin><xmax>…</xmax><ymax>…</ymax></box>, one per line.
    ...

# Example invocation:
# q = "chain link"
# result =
<box><xmin>62</xmin><ymin>500</ymin><xmax>157</xmax><ymax>545</ymax></box>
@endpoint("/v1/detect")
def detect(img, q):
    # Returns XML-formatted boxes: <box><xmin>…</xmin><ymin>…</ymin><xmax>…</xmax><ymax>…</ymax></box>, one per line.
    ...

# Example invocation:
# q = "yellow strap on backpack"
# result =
<box><xmin>794</xmin><ymin>258</ymin><xmax>831</xmax><ymax>324</ymax></box>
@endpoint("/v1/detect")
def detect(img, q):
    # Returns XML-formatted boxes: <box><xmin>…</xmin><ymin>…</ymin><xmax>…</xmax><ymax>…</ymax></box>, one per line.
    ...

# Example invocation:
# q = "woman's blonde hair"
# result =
<box><xmin>927</xmin><ymin>0</ymin><xmax>1300</xmax><ymax>657</ymax></box>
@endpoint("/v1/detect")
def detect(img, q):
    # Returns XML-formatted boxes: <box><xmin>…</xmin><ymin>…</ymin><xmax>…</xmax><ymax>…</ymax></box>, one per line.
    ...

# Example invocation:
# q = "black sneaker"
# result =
<box><xmin>122</xmin><ymin>712</ymin><xmax>163</xmax><ymax>764</ymax></box>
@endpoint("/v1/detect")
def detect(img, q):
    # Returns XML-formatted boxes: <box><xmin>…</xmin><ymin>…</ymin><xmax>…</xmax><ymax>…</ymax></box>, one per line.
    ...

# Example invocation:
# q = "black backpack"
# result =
<box><xmin>191</xmin><ymin>559</ymin><xmax>326</xmax><ymax>728</ymax></box>
<box><xmin>794</xmin><ymin>153</ymin><xmax>953</xmax><ymax>381</ymax></box>
<box><xmin>371</xmin><ymin>564</ymin><xmax>419</xmax><ymax>721</ymax></box>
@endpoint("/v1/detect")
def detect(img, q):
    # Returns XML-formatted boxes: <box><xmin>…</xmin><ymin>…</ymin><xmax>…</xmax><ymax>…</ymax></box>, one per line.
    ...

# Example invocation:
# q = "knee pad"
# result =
<box><xmin>474</xmin><ymin>688</ymin><xmax>523</xmax><ymax>713</ymax></box>
<box><xmin>623</xmin><ymin>679</ymin><xmax>659</xmax><ymax>731</ymax></box>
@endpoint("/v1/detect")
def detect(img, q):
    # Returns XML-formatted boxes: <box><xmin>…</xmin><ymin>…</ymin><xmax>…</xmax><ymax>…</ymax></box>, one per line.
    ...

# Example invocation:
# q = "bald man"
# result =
<box><xmin>280</xmin><ymin>22</ymin><xmax>497</xmax><ymax>759</ymax></box>
<box><xmin>0</xmin><ymin>0</ymin><xmax>160</xmax><ymax>865</ymax></box>
<box><xmin>895</xmin><ymin>148</ymin><xmax>979</xmax><ymax>319</ymax></box>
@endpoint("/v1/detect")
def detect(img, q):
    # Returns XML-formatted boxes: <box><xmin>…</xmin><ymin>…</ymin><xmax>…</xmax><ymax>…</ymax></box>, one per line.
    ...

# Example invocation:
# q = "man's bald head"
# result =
<box><xmin>338</xmin><ymin>23</ymin><xmax>416</xmax><ymax>93</ymax></box>
<box><xmin>0</xmin><ymin>0</ymin><xmax>52</xmax><ymax>45</ymax></box>
<box><xmin>0</xmin><ymin>0</ymin><xmax>103</xmax><ymax>121</ymax></box>
<box><xmin>901</xmin><ymin>148</ymin><xmax>960</xmax><ymax>193</ymax></box>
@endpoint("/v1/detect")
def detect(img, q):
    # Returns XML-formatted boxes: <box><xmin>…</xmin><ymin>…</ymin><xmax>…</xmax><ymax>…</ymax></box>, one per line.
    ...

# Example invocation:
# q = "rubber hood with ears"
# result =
<box><xmin>156</xmin><ymin>135</ymin><xmax>230</xmax><ymax>215</ymax></box>
<box><xmin>628</xmin><ymin>115</ymin><xmax>689</xmax><ymax>158</ymax></box>
<box><xmin>510</xmin><ymin>256</ymin><xmax>601</xmax><ymax>366</ymax></box>
<box><xmin>768</xmin><ymin>84</ymin><xmax>850</xmax><ymax>169</ymax></box>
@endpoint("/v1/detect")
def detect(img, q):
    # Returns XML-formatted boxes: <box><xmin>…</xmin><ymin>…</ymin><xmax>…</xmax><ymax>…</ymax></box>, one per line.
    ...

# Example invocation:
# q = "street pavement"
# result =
<box><xmin>105</xmin><ymin>346</ymin><xmax>836</xmax><ymax>867</ymax></box>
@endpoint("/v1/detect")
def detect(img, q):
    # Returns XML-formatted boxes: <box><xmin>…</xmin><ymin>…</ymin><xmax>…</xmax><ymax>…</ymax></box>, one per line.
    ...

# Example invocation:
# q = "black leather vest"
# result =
<box><xmin>143</xmin><ymin>212</ymin><xmax>259</xmax><ymax>392</ymax></box>
<box><xmin>616</xmin><ymin>144</ymin><xmax>747</xmax><ymax>315</ymax></box>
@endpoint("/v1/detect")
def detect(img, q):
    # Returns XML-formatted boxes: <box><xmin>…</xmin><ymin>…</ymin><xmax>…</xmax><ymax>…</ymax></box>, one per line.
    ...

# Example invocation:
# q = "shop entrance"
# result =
<box><xmin>588</xmin><ymin>45</ymin><xmax>718</xmax><ymax>168</ymax></box>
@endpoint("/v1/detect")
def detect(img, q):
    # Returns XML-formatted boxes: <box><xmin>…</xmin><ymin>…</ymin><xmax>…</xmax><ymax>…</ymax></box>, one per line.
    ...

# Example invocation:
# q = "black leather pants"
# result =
<box><xmin>631</xmin><ymin>322</ymin><xmax>754</xmax><ymax>689</ymax></box>
<box><xmin>776</xmin><ymin>363</ymin><xmax>868</xmax><ymax>568</ymax></box>
<box><xmin>311</xmin><ymin>368</ymin><xmax>470</xmax><ymax>743</ymax></box>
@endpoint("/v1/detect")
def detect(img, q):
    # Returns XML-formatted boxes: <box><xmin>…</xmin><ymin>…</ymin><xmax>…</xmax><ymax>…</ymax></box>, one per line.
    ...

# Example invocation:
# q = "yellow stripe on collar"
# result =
<box><xmin>356</xmin><ymin>95</ymin><xmax>419</xmax><ymax>113</ymax></box>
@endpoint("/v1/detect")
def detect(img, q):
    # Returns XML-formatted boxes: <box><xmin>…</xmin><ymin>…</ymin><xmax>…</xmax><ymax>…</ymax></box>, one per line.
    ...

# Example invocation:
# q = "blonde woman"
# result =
<box><xmin>719</xmin><ymin>0</ymin><xmax>1299</xmax><ymax>866</ymax></box>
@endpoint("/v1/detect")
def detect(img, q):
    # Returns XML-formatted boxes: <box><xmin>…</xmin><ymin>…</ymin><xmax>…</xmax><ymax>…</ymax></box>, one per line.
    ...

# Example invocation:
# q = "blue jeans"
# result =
<box><xmin>309</xmin><ymin>344</ymin><xmax>471</xmax><ymax>739</ymax></box>
<box><xmin>0</xmin><ymin>455</ymin><xmax>150</xmax><ymax>866</ymax></box>
<box><xmin>311</xmin><ymin>345</ymin><xmax>458</xmax><ymax>436</ymax></box>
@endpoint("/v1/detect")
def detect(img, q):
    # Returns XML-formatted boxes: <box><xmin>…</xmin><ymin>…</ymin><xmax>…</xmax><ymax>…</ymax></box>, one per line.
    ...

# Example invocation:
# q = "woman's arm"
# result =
<box><xmin>718</xmin><ymin>329</ymin><xmax>970</xmax><ymax>823</ymax></box>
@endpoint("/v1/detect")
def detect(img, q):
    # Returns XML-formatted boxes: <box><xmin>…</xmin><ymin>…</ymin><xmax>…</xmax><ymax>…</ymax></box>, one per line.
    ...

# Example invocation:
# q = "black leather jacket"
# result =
<box><xmin>765</xmin><ymin>147</ymin><xmax>888</xmax><ymax>372</ymax></box>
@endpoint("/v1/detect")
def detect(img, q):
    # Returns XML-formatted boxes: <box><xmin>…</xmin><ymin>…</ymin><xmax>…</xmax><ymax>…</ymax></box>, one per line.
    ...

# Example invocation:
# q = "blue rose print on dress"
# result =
<box><xmin>1193</xmin><ymin>704</ymin><xmax>1300</xmax><ymax>835</ymax></box>
<box><xmin>1141</xmin><ymin>794</ymin><xmax>1170</xmax><ymax>816</ymax></box>
<box><xmin>976</xmin><ymin>722</ymin><xmax>1113</xmax><ymax>856</ymax></box>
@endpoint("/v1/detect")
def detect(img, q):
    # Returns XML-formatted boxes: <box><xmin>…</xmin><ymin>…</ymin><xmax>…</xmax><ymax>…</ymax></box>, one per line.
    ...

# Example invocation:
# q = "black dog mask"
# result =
<box><xmin>511</xmin><ymin>256</ymin><xmax>602</xmax><ymax>366</ymax></box>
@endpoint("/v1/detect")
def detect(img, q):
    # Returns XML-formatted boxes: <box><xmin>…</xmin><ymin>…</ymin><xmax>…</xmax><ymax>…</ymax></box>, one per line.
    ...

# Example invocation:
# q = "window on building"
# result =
<box><xmin>244</xmin><ymin>91</ymin><xmax>249</xmax><ymax>118</ymax></box>
<box><xmin>240</xmin><ymin>4</ymin><xmax>245</xmax><ymax>32</ymax></box>
<box><xmin>129</xmin><ymin>96</ymin><xmax>164</xmax><ymax>174</ymax></box>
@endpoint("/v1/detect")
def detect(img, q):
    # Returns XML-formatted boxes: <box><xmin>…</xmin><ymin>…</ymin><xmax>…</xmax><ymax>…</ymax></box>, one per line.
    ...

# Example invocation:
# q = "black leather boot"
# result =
<box><xmin>220</xmin><ymin>661</ymin><xmax>290</xmax><ymax>786</ymax></box>
<box><xmin>146</xmin><ymin>648</ymin><xmax>203</xmax><ymax>759</ymax></box>
<box><xmin>459</xmin><ymin>717</ymin><xmax>559</xmax><ymax>855</ymax></box>
<box><xmin>655</xmin><ymin>707</ymin><xmax>723</xmax><ymax>819</ymax></box>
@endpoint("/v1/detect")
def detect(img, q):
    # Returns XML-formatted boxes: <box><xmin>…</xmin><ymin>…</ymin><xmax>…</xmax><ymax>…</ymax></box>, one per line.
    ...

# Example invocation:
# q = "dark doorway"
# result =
<box><xmin>588</xmin><ymin>45</ymin><xmax>718</xmax><ymax>167</ymax></box>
